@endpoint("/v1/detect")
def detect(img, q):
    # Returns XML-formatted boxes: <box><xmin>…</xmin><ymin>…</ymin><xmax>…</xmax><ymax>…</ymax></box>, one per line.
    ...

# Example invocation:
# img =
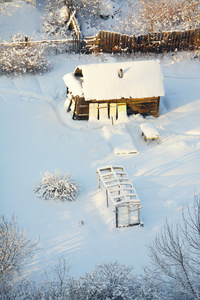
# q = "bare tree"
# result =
<box><xmin>41</xmin><ymin>257</ymin><xmax>71</xmax><ymax>299</ymax></box>
<box><xmin>77</xmin><ymin>261</ymin><xmax>139</xmax><ymax>299</ymax></box>
<box><xmin>147</xmin><ymin>194</ymin><xmax>200</xmax><ymax>299</ymax></box>
<box><xmin>42</xmin><ymin>0</ymin><xmax>71</xmax><ymax>38</ymax></box>
<box><xmin>180</xmin><ymin>0</ymin><xmax>200</xmax><ymax>29</ymax></box>
<box><xmin>123</xmin><ymin>0</ymin><xmax>200</xmax><ymax>35</ymax></box>
<box><xmin>123</xmin><ymin>0</ymin><xmax>170</xmax><ymax>35</ymax></box>
<box><xmin>0</xmin><ymin>214</ymin><xmax>38</xmax><ymax>280</ymax></box>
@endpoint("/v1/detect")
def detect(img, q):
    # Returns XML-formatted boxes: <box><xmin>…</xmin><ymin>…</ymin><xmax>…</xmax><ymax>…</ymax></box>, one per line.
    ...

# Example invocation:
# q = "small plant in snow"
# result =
<box><xmin>34</xmin><ymin>169</ymin><xmax>80</xmax><ymax>202</ymax></box>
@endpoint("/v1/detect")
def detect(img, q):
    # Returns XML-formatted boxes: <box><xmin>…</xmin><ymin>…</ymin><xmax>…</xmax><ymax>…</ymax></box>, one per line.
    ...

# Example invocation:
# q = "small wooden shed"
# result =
<box><xmin>63</xmin><ymin>60</ymin><xmax>165</xmax><ymax>121</ymax></box>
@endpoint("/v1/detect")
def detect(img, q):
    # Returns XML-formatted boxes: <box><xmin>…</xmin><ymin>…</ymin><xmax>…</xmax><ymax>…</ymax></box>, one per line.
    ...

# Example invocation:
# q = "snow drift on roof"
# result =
<box><xmin>63</xmin><ymin>60</ymin><xmax>165</xmax><ymax>100</ymax></box>
<box><xmin>63</xmin><ymin>72</ymin><xmax>83</xmax><ymax>97</ymax></box>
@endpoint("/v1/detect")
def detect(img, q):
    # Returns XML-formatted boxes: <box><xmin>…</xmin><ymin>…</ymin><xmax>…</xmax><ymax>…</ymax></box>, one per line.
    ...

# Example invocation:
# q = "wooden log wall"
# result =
<box><xmin>84</xmin><ymin>28</ymin><xmax>200</xmax><ymax>54</ymax></box>
<box><xmin>73</xmin><ymin>97</ymin><xmax>160</xmax><ymax>120</ymax></box>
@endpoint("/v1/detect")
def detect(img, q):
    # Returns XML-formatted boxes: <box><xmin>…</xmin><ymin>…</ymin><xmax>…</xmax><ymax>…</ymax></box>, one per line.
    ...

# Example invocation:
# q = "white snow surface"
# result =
<box><xmin>1</xmin><ymin>53</ymin><xmax>200</xmax><ymax>281</ymax></box>
<box><xmin>1</xmin><ymin>0</ymin><xmax>200</xmax><ymax>282</ymax></box>
<box><xmin>0</xmin><ymin>0</ymin><xmax>42</xmax><ymax>42</ymax></box>
<box><xmin>63</xmin><ymin>60</ymin><xmax>165</xmax><ymax>100</ymax></box>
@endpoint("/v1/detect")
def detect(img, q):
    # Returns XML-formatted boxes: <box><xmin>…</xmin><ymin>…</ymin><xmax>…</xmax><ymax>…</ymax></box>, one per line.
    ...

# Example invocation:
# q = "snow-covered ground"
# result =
<box><xmin>0</xmin><ymin>0</ymin><xmax>200</xmax><ymax>281</ymax></box>
<box><xmin>0</xmin><ymin>0</ymin><xmax>42</xmax><ymax>42</ymax></box>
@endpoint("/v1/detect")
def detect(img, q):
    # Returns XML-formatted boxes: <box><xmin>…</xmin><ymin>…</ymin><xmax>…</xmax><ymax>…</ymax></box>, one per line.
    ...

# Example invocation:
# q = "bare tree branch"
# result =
<box><xmin>0</xmin><ymin>214</ymin><xmax>39</xmax><ymax>280</ymax></box>
<box><xmin>147</xmin><ymin>194</ymin><xmax>200</xmax><ymax>298</ymax></box>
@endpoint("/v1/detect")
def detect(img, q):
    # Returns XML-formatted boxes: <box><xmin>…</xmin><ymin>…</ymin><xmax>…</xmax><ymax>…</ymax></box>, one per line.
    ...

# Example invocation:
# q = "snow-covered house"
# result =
<box><xmin>63</xmin><ymin>60</ymin><xmax>165</xmax><ymax>121</ymax></box>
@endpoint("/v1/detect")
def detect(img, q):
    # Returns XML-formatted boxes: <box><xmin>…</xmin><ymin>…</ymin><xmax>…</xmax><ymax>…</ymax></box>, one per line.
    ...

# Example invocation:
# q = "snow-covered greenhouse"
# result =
<box><xmin>97</xmin><ymin>166</ymin><xmax>142</xmax><ymax>228</ymax></box>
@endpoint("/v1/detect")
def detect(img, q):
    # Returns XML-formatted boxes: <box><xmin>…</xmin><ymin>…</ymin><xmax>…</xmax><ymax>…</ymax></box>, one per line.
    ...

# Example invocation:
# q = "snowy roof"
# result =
<box><xmin>63</xmin><ymin>60</ymin><xmax>165</xmax><ymax>101</ymax></box>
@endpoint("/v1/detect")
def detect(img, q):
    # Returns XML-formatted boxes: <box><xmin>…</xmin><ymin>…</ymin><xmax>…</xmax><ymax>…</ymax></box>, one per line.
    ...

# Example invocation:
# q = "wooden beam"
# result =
<box><xmin>116</xmin><ymin>206</ymin><xmax>118</xmax><ymax>228</ymax></box>
<box><xmin>97</xmin><ymin>172</ymin><xmax>100</xmax><ymax>190</ymax></box>
<box><xmin>106</xmin><ymin>189</ymin><xmax>109</xmax><ymax>207</ymax></box>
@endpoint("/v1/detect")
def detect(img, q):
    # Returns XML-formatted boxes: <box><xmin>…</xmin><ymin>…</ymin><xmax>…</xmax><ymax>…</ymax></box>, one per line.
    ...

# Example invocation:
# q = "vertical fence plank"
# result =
<box><xmin>115</xmin><ymin>33</ymin><xmax>120</xmax><ymax>52</ymax></box>
<box><xmin>112</xmin><ymin>32</ymin><xmax>116</xmax><ymax>52</ymax></box>
<box><xmin>99</xmin><ymin>30</ymin><xmax>104</xmax><ymax>52</ymax></box>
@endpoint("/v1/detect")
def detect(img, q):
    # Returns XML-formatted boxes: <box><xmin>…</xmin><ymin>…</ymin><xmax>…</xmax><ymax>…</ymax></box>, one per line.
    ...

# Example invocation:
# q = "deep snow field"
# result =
<box><xmin>0</xmin><ymin>0</ymin><xmax>200</xmax><ymax>281</ymax></box>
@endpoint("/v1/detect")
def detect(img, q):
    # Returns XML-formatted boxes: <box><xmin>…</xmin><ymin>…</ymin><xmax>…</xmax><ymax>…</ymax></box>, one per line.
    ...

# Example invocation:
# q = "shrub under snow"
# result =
<box><xmin>34</xmin><ymin>169</ymin><xmax>80</xmax><ymax>202</ymax></box>
<box><xmin>0</xmin><ymin>34</ymin><xmax>51</xmax><ymax>76</ymax></box>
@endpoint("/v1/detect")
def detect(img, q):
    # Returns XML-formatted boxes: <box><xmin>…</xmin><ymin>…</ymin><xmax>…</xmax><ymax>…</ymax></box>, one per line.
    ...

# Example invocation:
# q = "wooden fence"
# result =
<box><xmin>66</xmin><ymin>11</ymin><xmax>81</xmax><ymax>53</ymax></box>
<box><xmin>84</xmin><ymin>28</ymin><xmax>200</xmax><ymax>54</ymax></box>
<box><xmin>1</xmin><ymin>38</ymin><xmax>80</xmax><ymax>55</ymax></box>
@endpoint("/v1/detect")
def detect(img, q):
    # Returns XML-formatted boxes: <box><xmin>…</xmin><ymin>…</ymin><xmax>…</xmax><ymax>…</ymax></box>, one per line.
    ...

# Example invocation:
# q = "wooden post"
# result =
<box><xmin>103</xmin><ymin>31</ymin><xmax>107</xmax><ymax>53</ymax></box>
<box><xmin>106</xmin><ymin>189</ymin><xmax>109</xmax><ymax>207</ymax></box>
<box><xmin>138</xmin><ymin>204</ymin><xmax>141</xmax><ymax>225</ymax></box>
<box><xmin>112</xmin><ymin>32</ymin><xmax>115</xmax><ymax>53</ymax></box>
<box><xmin>121</xmin><ymin>34</ymin><xmax>124</xmax><ymax>50</ymax></box>
<box><xmin>128</xmin><ymin>204</ymin><xmax>130</xmax><ymax>227</ymax></box>
<box><xmin>116</xmin><ymin>206</ymin><xmax>118</xmax><ymax>228</ymax></box>
<box><xmin>97</xmin><ymin>172</ymin><xmax>100</xmax><ymax>190</ymax></box>
<box><xmin>156</xmin><ymin>96</ymin><xmax>160</xmax><ymax>117</ymax></box>
<box><xmin>194</xmin><ymin>28</ymin><xmax>199</xmax><ymax>49</ymax></box>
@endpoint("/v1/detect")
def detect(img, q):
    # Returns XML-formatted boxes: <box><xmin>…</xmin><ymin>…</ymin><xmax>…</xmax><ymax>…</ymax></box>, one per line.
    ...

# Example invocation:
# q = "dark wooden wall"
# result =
<box><xmin>73</xmin><ymin>97</ymin><xmax>160</xmax><ymax>120</ymax></box>
<box><xmin>74</xmin><ymin>96</ymin><xmax>89</xmax><ymax>120</ymax></box>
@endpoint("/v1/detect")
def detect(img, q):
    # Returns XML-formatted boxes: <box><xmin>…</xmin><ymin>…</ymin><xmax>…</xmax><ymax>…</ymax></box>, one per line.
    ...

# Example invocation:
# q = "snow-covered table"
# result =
<box><xmin>140</xmin><ymin>122</ymin><xmax>159</xmax><ymax>145</ymax></box>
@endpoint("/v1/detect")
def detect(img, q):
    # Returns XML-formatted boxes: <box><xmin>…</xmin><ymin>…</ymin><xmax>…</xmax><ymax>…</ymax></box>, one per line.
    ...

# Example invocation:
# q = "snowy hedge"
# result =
<box><xmin>0</xmin><ymin>34</ymin><xmax>51</xmax><ymax>76</ymax></box>
<box><xmin>33</xmin><ymin>169</ymin><xmax>80</xmax><ymax>202</ymax></box>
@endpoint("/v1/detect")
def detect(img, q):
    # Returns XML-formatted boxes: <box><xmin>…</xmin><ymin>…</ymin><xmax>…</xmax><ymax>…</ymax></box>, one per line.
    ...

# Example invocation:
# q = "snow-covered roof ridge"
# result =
<box><xmin>63</xmin><ymin>60</ymin><xmax>165</xmax><ymax>101</ymax></box>
<box><xmin>63</xmin><ymin>72</ymin><xmax>83</xmax><ymax>97</ymax></box>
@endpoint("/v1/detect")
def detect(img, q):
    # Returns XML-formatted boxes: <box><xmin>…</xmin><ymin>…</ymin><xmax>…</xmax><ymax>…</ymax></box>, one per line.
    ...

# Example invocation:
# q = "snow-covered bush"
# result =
<box><xmin>0</xmin><ymin>34</ymin><xmax>51</xmax><ymax>76</ymax></box>
<box><xmin>42</xmin><ymin>0</ymin><xmax>71</xmax><ymax>38</ymax></box>
<box><xmin>0</xmin><ymin>278</ymin><xmax>39</xmax><ymax>300</ymax></box>
<box><xmin>34</xmin><ymin>169</ymin><xmax>80</xmax><ymax>202</ymax></box>
<box><xmin>66</xmin><ymin>261</ymin><xmax>140</xmax><ymax>299</ymax></box>
<box><xmin>0</xmin><ymin>258</ymin><xmax>164</xmax><ymax>299</ymax></box>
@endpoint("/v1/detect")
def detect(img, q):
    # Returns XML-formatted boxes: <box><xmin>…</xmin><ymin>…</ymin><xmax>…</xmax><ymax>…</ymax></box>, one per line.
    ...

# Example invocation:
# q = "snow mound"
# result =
<box><xmin>102</xmin><ymin>124</ymin><xmax>138</xmax><ymax>155</ymax></box>
<box><xmin>140</xmin><ymin>122</ymin><xmax>159</xmax><ymax>139</ymax></box>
